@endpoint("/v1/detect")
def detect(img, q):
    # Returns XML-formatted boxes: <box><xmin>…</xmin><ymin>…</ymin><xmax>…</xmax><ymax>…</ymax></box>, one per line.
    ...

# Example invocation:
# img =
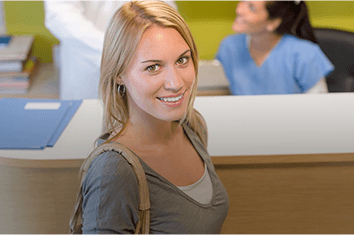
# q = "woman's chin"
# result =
<box><xmin>232</xmin><ymin>24</ymin><xmax>244</xmax><ymax>34</ymax></box>
<box><xmin>163</xmin><ymin>110</ymin><xmax>187</xmax><ymax>122</ymax></box>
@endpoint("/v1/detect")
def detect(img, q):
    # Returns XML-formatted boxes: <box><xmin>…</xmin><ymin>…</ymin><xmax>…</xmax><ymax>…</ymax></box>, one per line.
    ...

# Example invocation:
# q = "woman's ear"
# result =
<box><xmin>116</xmin><ymin>76</ymin><xmax>124</xmax><ymax>86</ymax></box>
<box><xmin>267</xmin><ymin>18</ymin><xmax>282</xmax><ymax>32</ymax></box>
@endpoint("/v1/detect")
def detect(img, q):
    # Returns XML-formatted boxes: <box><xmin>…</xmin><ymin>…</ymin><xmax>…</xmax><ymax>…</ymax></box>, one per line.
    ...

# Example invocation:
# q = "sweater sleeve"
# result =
<box><xmin>81</xmin><ymin>151</ymin><xmax>140</xmax><ymax>234</ymax></box>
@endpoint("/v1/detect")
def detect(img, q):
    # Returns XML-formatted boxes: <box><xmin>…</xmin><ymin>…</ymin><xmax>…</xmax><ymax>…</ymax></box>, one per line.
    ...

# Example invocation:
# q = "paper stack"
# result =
<box><xmin>0</xmin><ymin>35</ymin><xmax>38</xmax><ymax>94</ymax></box>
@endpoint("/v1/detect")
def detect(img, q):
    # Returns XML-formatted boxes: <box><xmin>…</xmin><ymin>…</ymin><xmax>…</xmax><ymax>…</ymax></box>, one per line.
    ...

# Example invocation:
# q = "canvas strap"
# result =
<box><xmin>69</xmin><ymin>142</ymin><xmax>150</xmax><ymax>234</ymax></box>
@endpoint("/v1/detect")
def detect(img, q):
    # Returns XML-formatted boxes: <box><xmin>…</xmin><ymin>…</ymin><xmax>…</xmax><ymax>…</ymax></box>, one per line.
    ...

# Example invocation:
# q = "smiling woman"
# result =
<box><xmin>216</xmin><ymin>1</ymin><xmax>334</xmax><ymax>95</ymax></box>
<box><xmin>72</xmin><ymin>1</ymin><xmax>229</xmax><ymax>234</ymax></box>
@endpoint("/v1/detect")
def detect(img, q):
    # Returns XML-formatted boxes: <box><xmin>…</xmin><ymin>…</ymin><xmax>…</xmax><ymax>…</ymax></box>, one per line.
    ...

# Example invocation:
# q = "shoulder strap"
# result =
<box><xmin>69</xmin><ymin>142</ymin><xmax>150</xmax><ymax>234</ymax></box>
<box><xmin>195</xmin><ymin>109</ymin><xmax>208</xmax><ymax>147</ymax></box>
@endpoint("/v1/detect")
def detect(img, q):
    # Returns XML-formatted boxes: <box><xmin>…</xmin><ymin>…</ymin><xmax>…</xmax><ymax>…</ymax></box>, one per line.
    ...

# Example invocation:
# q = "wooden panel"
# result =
<box><xmin>0</xmin><ymin>157</ymin><xmax>85</xmax><ymax>168</ymax></box>
<box><xmin>211</xmin><ymin>152</ymin><xmax>354</xmax><ymax>165</ymax></box>
<box><xmin>0</xmin><ymin>165</ymin><xmax>80</xmax><ymax>233</ymax></box>
<box><xmin>52</xmin><ymin>169</ymin><xmax>81</xmax><ymax>234</ymax></box>
<box><xmin>216</xmin><ymin>162</ymin><xmax>354</xmax><ymax>234</ymax></box>
<box><xmin>2</xmin><ymin>153</ymin><xmax>354</xmax><ymax>233</ymax></box>
<box><xmin>197</xmin><ymin>88</ymin><xmax>230</xmax><ymax>96</ymax></box>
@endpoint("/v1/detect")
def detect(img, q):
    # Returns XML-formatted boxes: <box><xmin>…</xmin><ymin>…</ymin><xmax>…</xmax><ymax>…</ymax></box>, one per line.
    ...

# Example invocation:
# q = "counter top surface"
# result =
<box><xmin>1</xmin><ymin>93</ymin><xmax>354</xmax><ymax>166</ymax></box>
<box><xmin>0</xmin><ymin>99</ymin><xmax>103</xmax><ymax>164</ymax></box>
<box><xmin>196</xmin><ymin>93</ymin><xmax>354</xmax><ymax>156</ymax></box>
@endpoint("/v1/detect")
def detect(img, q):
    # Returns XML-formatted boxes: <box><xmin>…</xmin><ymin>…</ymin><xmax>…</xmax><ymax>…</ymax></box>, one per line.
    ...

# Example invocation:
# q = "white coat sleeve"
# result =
<box><xmin>44</xmin><ymin>1</ymin><xmax>104</xmax><ymax>68</ymax></box>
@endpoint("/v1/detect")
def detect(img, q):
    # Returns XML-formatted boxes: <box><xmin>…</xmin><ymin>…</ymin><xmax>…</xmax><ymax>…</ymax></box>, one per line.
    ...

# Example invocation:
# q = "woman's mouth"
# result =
<box><xmin>157</xmin><ymin>91</ymin><xmax>187</xmax><ymax>107</ymax></box>
<box><xmin>157</xmin><ymin>93</ymin><xmax>184</xmax><ymax>102</ymax></box>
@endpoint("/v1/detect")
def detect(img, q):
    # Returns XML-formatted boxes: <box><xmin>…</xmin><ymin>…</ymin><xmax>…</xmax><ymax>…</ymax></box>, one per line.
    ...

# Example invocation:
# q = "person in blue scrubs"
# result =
<box><xmin>216</xmin><ymin>1</ymin><xmax>334</xmax><ymax>95</ymax></box>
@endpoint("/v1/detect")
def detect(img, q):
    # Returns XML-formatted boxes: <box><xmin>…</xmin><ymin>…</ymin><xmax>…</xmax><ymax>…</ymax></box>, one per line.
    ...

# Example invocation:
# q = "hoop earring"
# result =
<box><xmin>118</xmin><ymin>85</ymin><xmax>126</xmax><ymax>96</ymax></box>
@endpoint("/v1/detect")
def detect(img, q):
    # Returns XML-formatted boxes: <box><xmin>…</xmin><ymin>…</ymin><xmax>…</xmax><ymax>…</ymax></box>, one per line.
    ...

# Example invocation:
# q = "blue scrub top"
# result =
<box><xmin>216</xmin><ymin>34</ymin><xmax>334</xmax><ymax>95</ymax></box>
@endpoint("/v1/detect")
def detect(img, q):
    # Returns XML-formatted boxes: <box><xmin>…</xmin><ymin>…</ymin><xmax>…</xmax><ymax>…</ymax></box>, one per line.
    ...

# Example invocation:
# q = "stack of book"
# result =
<box><xmin>0</xmin><ymin>35</ymin><xmax>38</xmax><ymax>94</ymax></box>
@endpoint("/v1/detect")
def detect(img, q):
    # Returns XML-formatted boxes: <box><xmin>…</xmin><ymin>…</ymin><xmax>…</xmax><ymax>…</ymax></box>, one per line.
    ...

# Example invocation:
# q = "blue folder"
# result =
<box><xmin>0</xmin><ymin>98</ymin><xmax>82</xmax><ymax>149</ymax></box>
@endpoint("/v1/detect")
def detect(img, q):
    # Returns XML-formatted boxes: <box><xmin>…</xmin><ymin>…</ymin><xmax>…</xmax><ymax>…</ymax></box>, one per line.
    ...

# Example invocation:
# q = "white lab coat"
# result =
<box><xmin>44</xmin><ymin>1</ymin><xmax>177</xmax><ymax>100</ymax></box>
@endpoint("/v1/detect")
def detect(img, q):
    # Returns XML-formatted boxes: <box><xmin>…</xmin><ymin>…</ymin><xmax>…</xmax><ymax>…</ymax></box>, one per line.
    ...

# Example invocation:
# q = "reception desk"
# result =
<box><xmin>1</xmin><ymin>94</ymin><xmax>354</xmax><ymax>233</ymax></box>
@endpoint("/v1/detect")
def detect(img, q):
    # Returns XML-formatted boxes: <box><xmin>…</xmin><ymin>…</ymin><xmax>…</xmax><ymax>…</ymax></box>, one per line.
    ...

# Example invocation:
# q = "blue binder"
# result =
<box><xmin>0</xmin><ymin>98</ymin><xmax>82</xmax><ymax>149</ymax></box>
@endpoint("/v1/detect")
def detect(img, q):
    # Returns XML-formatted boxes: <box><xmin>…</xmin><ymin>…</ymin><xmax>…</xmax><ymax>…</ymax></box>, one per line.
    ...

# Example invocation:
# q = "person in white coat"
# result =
<box><xmin>44</xmin><ymin>1</ymin><xmax>177</xmax><ymax>100</ymax></box>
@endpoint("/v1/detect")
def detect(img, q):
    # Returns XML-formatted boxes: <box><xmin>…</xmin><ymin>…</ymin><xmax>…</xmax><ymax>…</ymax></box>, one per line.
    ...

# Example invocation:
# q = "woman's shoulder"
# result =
<box><xmin>280</xmin><ymin>35</ymin><xmax>327</xmax><ymax>64</ymax></box>
<box><xmin>81</xmin><ymin>148</ymin><xmax>140</xmax><ymax>234</ymax></box>
<box><xmin>90</xmin><ymin>149</ymin><xmax>129</xmax><ymax>167</ymax></box>
<box><xmin>282</xmin><ymin>35</ymin><xmax>321</xmax><ymax>53</ymax></box>
<box><xmin>219</xmin><ymin>33</ymin><xmax>247</xmax><ymax>48</ymax></box>
<box><xmin>83</xmin><ymin>149</ymin><xmax>137</xmax><ymax>188</ymax></box>
<box><xmin>217</xmin><ymin>34</ymin><xmax>247</xmax><ymax>61</ymax></box>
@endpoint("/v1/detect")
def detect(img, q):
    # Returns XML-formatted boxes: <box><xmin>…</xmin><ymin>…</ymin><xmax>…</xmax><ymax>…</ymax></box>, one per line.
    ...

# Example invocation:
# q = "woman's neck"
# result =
<box><xmin>248</xmin><ymin>32</ymin><xmax>283</xmax><ymax>53</ymax></box>
<box><xmin>119</xmin><ymin>113</ymin><xmax>182</xmax><ymax>147</ymax></box>
<box><xmin>134</xmin><ymin>118</ymin><xmax>179</xmax><ymax>141</ymax></box>
<box><xmin>246</xmin><ymin>32</ymin><xmax>283</xmax><ymax>66</ymax></box>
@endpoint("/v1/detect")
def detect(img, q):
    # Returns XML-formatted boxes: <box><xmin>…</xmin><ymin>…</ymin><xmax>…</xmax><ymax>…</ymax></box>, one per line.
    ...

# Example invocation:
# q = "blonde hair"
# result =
<box><xmin>100</xmin><ymin>0</ymin><xmax>207</xmax><ymax>147</ymax></box>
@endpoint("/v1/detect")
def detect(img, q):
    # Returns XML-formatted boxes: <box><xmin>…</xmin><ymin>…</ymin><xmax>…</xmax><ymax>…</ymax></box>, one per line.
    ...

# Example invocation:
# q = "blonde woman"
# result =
<box><xmin>81</xmin><ymin>1</ymin><xmax>229</xmax><ymax>233</ymax></box>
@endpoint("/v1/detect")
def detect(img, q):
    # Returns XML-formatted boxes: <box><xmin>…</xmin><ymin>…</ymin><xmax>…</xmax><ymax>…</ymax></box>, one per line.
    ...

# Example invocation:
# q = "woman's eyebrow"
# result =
<box><xmin>141</xmin><ymin>49</ymin><xmax>191</xmax><ymax>64</ymax></box>
<box><xmin>141</xmin><ymin>59</ymin><xmax>162</xmax><ymax>64</ymax></box>
<box><xmin>179</xmin><ymin>49</ymin><xmax>191</xmax><ymax>57</ymax></box>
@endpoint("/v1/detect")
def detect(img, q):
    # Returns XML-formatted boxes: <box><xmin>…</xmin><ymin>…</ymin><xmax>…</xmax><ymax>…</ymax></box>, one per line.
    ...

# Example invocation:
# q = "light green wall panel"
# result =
<box><xmin>4</xmin><ymin>1</ymin><xmax>58</xmax><ymax>63</ymax></box>
<box><xmin>3</xmin><ymin>1</ymin><xmax>354</xmax><ymax>62</ymax></box>
<box><xmin>307</xmin><ymin>1</ymin><xmax>354</xmax><ymax>34</ymax></box>
<box><xmin>306</xmin><ymin>1</ymin><xmax>354</xmax><ymax>18</ymax></box>
<box><xmin>176</xmin><ymin>1</ymin><xmax>237</xmax><ymax>20</ymax></box>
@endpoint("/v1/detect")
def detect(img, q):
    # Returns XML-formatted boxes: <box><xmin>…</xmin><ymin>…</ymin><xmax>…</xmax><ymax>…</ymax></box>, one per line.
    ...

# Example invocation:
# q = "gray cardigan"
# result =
<box><xmin>82</xmin><ymin>123</ymin><xmax>229</xmax><ymax>234</ymax></box>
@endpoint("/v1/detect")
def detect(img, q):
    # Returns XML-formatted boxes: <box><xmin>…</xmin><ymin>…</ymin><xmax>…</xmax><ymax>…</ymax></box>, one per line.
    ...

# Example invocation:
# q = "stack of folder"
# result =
<box><xmin>0</xmin><ymin>35</ymin><xmax>38</xmax><ymax>94</ymax></box>
<box><xmin>0</xmin><ymin>98</ymin><xmax>82</xmax><ymax>150</ymax></box>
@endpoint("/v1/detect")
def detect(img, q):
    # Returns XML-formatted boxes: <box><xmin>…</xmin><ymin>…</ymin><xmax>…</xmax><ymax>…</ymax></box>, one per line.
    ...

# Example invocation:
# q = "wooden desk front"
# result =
<box><xmin>213</xmin><ymin>153</ymin><xmax>354</xmax><ymax>234</ymax></box>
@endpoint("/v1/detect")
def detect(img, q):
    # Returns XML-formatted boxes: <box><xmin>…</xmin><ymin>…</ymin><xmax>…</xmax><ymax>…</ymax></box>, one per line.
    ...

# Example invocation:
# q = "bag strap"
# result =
<box><xmin>69</xmin><ymin>142</ymin><xmax>150</xmax><ymax>234</ymax></box>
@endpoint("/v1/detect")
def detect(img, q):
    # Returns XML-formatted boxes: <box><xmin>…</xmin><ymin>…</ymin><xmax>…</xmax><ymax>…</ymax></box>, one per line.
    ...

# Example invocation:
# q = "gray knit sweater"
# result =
<box><xmin>82</xmin><ymin>123</ymin><xmax>229</xmax><ymax>234</ymax></box>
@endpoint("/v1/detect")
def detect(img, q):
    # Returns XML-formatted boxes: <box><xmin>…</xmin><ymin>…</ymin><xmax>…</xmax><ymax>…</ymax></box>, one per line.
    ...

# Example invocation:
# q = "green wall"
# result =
<box><xmin>4</xmin><ymin>1</ymin><xmax>354</xmax><ymax>63</ymax></box>
<box><xmin>4</xmin><ymin>1</ymin><xmax>59</xmax><ymax>63</ymax></box>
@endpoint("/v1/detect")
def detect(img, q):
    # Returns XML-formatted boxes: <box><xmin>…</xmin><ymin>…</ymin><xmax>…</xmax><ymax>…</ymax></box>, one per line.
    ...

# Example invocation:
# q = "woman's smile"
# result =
<box><xmin>157</xmin><ymin>90</ymin><xmax>187</xmax><ymax>107</ymax></box>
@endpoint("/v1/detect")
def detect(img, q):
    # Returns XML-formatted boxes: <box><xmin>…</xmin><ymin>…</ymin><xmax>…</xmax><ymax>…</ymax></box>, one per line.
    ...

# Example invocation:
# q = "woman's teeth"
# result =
<box><xmin>158</xmin><ymin>94</ymin><xmax>183</xmax><ymax>102</ymax></box>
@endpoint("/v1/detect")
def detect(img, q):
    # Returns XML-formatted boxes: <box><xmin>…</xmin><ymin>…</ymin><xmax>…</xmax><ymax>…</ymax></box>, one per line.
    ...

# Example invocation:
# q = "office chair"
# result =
<box><xmin>314</xmin><ymin>28</ymin><xmax>354</xmax><ymax>92</ymax></box>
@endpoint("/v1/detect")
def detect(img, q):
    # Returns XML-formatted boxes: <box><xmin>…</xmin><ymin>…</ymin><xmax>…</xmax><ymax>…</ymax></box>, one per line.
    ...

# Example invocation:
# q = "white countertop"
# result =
<box><xmin>0</xmin><ymin>99</ymin><xmax>103</xmax><ymax>163</ymax></box>
<box><xmin>1</xmin><ymin>93</ymin><xmax>354</xmax><ymax>163</ymax></box>
<box><xmin>197</xmin><ymin>93</ymin><xmax>354</xmax><ymax>156</ymax></box>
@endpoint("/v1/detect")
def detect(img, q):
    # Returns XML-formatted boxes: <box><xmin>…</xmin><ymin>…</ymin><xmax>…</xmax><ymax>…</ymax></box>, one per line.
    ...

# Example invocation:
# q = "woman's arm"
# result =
<box><xmin>306</xmin><ymin>77</ymin><xmax>329</xmax><ymax>94</ymax></box>
<box><xmin>81</xmin><ymin>151</ymin><xmax>140</xmax><ymax>233</ymax></box>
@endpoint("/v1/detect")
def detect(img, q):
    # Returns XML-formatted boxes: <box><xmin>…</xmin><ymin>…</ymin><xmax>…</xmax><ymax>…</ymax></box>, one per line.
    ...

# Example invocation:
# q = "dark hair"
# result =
<box><xmin>265</xmin><ymin>1</ymin><xmax>317</xmax><ymax>44</ymax></box>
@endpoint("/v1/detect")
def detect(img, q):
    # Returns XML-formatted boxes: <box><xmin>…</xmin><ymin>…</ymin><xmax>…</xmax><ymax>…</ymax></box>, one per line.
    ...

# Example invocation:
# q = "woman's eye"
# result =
<box><xmin>146</xmin><ymin>64</ymin><xmax>159</xmax><ymax>72</ymax></box>
<box><xmin>177</xmin><ymin>57</ymin><xmax>189</xmax><ymax>65</ymax></box>
<box><xmin>248</xmin><ymin>3</ymin><xmax>256</xmax><ymax>12</ymax></box>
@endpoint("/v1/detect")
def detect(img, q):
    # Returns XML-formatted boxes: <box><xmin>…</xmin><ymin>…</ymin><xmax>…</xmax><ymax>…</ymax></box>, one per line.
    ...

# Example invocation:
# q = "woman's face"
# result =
<box><xmin>119</xmin><ymin>25</ymin><xmax>195</xmax><ymax>123</ymax></box>
<box><xmin>232</xmin><ymin>1</ymin><xmax>275</xmax><ymax>34</ymax></box>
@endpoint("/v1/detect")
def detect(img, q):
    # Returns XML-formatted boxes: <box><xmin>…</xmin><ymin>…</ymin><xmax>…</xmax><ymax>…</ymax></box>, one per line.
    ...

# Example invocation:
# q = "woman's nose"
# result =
<box><xmin>164</xmin><ymin>67</ymin><xmax>184</xmax><ymax>91</ymax></box>
<box><xmin>236</xmin><ymin>2</ymin><xmax>244</xmax><ymax>15</ymax></box>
